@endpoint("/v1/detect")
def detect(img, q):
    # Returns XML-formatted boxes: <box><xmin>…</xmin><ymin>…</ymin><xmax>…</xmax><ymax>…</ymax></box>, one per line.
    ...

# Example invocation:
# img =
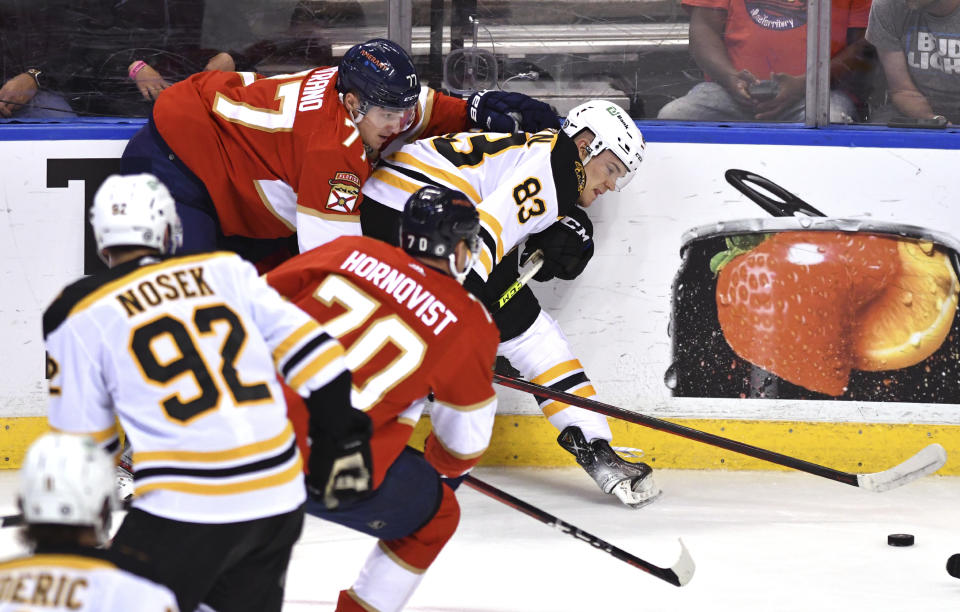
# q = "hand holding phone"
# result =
<box><xmin>747</xmin><ymin>80</ymin><xmax>780</xmax><ymax>102</ymax></box>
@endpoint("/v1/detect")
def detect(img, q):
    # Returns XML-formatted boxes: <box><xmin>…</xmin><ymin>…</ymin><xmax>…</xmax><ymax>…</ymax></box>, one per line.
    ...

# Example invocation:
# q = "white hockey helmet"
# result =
<box><xmin>90</xmin><ymin>173</ymin><xmax>183</xmax><ymax>262</ymax></box>
<box><xmin>18</xmin><ymin>433</ymin><xmax>117</xmax><ymax>544</ymax></box>
<box><xmin>562</xmin><ymin>100</ymin><xmax>645</xmax><ymax>190</ymax></box>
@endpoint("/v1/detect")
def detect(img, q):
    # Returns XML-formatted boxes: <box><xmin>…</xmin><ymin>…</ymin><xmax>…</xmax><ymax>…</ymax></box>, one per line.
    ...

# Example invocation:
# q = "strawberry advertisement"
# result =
<box><xmin>669</xmin><ymin>225</ymin><xmax>960</xmax><ymax>401</ymax></box>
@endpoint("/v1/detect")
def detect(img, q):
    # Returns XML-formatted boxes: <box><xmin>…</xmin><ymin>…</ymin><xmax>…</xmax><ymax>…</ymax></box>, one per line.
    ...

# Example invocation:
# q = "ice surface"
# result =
<box><xmin>1</xmin><ymin>467</ymin><xmax>958</xmax><ymax>611</ymax></box>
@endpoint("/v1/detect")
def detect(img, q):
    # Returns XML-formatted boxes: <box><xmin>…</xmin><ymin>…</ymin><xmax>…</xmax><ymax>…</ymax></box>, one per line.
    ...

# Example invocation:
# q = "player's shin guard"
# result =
<box><xmin>339</xmin><ymin>484</ymin><xmax>460</xmax><ymax>612</ymax></box>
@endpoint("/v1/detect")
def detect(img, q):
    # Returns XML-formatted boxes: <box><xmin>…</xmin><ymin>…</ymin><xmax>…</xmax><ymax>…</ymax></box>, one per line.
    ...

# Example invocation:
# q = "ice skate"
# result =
<box><xmin>558</xmin><ymin>425</ymin><xmax>661</xmax><ymax>509</ymax></box>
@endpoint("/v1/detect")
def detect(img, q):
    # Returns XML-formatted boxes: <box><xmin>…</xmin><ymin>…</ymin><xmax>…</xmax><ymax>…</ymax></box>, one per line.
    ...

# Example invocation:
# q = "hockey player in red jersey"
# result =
<box><xmin>265</xmin><ymin>186</ymin><xmax>500</xmax><ymax>612</ymax></box>
<box><xmin>359</xmin><ymin>100</ymin><xmax>661</xmax><ymax>509</ymax></box>
<box><xmin>121</xmin><ymin>37</ymin><xmax>560</xmax><ymax>260</ymax></box>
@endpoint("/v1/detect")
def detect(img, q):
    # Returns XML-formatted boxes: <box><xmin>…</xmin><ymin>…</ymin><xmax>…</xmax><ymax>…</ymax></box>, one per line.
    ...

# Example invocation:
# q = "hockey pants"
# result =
<box><xmin>307</xmin><ymin>447</ymin><xmax>460</xmax><ymax>612</ymax></box>
<box><xmin>498</xmin><ymin>309</ymin><xmax>612</xmax><ymax>442</ymax></box>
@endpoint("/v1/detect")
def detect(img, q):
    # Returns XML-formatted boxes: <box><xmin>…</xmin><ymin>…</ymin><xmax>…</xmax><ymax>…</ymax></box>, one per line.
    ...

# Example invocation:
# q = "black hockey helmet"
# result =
<box><xmin>337</xmin><ymin>38</ymin><xmax>420</xmax><ymax>111</ymax></box>
<box><xmin>400</xmin><ymin>186</ymin><xmax>480</xmax><ymax>281</ymax></box>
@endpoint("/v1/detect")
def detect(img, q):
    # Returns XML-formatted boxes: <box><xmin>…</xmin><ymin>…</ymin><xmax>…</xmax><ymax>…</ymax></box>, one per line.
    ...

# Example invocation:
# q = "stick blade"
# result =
<box><xmin>857</xmin><ymin>443</ymin><xmax>947</xmax><ymax>492</ymax></box>
<box><xmin>666</xmin><ymin>538</ymin><xmax>696</xmax><ymax>587</ymax></box>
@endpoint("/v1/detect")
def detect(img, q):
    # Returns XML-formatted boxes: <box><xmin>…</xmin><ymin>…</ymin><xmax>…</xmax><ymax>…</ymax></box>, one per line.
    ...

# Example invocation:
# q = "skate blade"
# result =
<box><xmin>612</xmin><ymin>479</ymin><xmax>663</xmax><ymax>509</ymax></box>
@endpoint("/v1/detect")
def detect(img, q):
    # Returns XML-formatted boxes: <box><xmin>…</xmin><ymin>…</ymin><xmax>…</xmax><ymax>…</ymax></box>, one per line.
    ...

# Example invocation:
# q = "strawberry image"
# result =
<box><xmin>713</xmin><ymin>232</ymin><xmax>900</xmax><ymax>396</ymax></box>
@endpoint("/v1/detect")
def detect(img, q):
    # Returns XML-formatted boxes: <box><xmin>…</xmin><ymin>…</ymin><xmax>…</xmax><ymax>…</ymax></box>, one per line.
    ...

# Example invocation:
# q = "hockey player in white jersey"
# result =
<box><xmin>0</xmin><ymin>433</ymin><xmax>179</xmax><ymax>612</ymax></box>
<box><xmin>360</xmin><ymin>100</ymin><xmax>660</xmax><ymax>508</ymax></box>
<box><xmin>42</xmin><ymin>174</ymin><xmax>373</xmax><ymax>612</ymax></box>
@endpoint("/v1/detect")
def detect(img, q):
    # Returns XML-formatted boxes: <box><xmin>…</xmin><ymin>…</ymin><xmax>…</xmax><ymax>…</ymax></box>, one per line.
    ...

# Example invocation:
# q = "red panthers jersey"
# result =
<box><xmin>266</xmin><ymin>236</ymin><xmax>499</xmax><ymax>486</ymax></box>
<box><xmin>153</xmin><ymin>68</ymin><xmax>470</xmax><ymax>246</ymax></box>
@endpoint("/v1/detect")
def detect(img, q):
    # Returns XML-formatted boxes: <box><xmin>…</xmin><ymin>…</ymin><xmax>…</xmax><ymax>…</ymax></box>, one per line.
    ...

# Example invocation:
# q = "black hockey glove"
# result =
<box><xmin>304</xmin><ymin>376</ymin><xmax>374</xmax><ymax>509</ymax></box>
<box><xmin>467</xmin><ymin>90</ymin><xmax>561</xmax><ymax>133</ymax></box>
<box><xmin>521</xmin><ymin>207</ymin><xmax>594</xmax><ymax>282</ymax></box>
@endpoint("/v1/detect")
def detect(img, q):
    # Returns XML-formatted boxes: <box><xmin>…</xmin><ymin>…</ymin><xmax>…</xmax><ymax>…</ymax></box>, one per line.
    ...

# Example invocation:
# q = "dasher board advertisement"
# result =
<box><xmin>3</xmin><ymin>127</ymin><xmax>960</xmax><ymax>434</ymax></box>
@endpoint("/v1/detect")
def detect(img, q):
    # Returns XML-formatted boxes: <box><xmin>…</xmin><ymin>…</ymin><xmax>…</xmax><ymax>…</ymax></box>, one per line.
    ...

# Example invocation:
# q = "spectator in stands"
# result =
<box><xmin>866</xmin><ymin>0</ymin><xmax>960</xmax><ymax>124</ymax></box>
<box><xmin>0</xmin><ymin>1</ymin><xmax>76</xmax><ymax>118</ymax></box>
<box><xmin>1</xmin><ymin>0</ymin><xmax>263</xmax><ymax>119</ymax></box>
<box><xmin>657</xmin><ymin>0</ymin><xmax>873</xmax><ymax>122</ymax></box>
<box><xmin>61</xmin><ymin>0</ymin><xmax>259</xmax><ymax>117</ymax></box>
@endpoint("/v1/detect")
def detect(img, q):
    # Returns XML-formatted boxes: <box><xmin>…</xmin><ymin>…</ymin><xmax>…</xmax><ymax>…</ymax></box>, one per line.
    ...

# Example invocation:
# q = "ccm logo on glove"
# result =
<box><xmin>522</xmin><ymin>207</ymin><xmax>594</xmax><ymax>282</ymax></box>
<box><xmin>558</xmin><ymin>215</ymin><xmax>590</xmax><ymax>244</ymax></box>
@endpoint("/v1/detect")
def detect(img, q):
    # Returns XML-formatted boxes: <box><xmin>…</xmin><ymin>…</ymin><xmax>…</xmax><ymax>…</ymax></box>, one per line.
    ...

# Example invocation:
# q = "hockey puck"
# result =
<box><xmin>946</xmin><ymin>554</ymin><xmax>960</xmax><ymax>578</ymax></box>
<box><xmin>887</xmin><ymin>533</ymin><xmax>914</xmax><ymax>547</ymax></box>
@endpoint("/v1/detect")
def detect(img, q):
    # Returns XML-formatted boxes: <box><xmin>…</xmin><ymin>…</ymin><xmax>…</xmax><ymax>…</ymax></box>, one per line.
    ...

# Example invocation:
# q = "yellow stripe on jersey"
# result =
<box><xmin>477</xmin><ymin>249</ymin><xmax>494</xmax><ymax>277</ymax></box>
<box><xmin>372</xmin><ymin>168</ymin><xmax>423</xmax><ymax>196</ymax></box>
<box><xmin>48</xmin><ymin>423</ymin><xmax>118</xmax><ymax>444</ymax></box>
<box><xmin>135</xmin><ymin>454</ymin><xmax>303</xmax><ymax>496</ymax></box>
<box><xmin>541</xmin><ymin>384</ymin><xmax>597</xmax><ymax>418</ymax></box>
<box><xmin>133</xmin><ymin>422</ymin><xmax>294</xmax><ymax>463</ymax></box>
<box><xmin>0</xmin><ymin>554</ymin><xmax>116</xmax><ymax>572</ymax></box>
<box><xmin>435</xmin><ymin>395</ymin><xmax>497</xmax><ymax>413</ymax></box>
<box><xmin>288</xmin><ymin>342</ymin><xmax>346</xmax><ymax>390</ymax></box>
<box><xmin>71</xmin><ymin>252</ymin><xmax>235</xmax><ymax>318</ymax></box>
<box><xmin>390</xmin><ymin>152</ymin><xmax>482</xmax><ymax>204</ymax></box>
<box><xmin>531</xmin><ymin>359</ymin><xmax>584</xmax><ymax>385</ymax></box>
<box><xmin>477</xmin><ymin>209</ymin><xmax>505</xmax><ymax>262</ymax></box>
<box><xmin>272</xmin><ymin>320</ymin><xmax>321</xmax><ymax>365</ymax></box>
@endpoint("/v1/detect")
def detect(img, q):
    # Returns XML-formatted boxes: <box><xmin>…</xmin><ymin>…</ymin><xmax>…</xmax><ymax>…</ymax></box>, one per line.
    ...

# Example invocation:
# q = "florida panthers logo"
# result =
<box><xmin>326</xmin><ymin>172</ymin><xmax>362</xmax><ymax>214</ymax></box>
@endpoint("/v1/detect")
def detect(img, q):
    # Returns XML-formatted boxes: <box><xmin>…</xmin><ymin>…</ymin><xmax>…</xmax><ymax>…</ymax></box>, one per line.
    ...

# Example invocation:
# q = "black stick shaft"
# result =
<box><xmin>493</xmin><ymin>373</ymin><xmax>860</xmax><ymax>487</ymax></box>
<box><xmin>462</xmin><ymin>473</ymin><xmax>684</xmax><ymax>586</ymax></box>
<box><xmin>1</xmin><ymin>514</ymin><xmax>24</xmax><ymax>528</ymax></box>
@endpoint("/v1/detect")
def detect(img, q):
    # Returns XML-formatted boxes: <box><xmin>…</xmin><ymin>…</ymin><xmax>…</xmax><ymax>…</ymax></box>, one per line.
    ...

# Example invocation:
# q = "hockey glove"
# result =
<box><xmin>521</xmin><ymin>207</ymin><xmax>594</xmax><ymax>282</ymax></box>
<box><xmin>304</xmin><ymin>378</ymin><xmax>374</xmax><ymax>509</ymax></box>
<box><xmin>467</xmin><ymin>90</ymin><xmax>561</xmax><ymax>133</ymax></box>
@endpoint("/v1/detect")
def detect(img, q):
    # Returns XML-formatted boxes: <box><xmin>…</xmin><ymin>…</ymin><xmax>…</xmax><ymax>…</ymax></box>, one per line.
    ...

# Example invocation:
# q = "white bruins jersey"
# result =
<box><xmin>43</xmin><ymin>252</ymin><xmax>349</xmax><ymax>523</ymax></box>
<box><xmin>0</xmin><ymin>552</ymin><xmax>178</xmax><ymax>611</ymax></box>
<box><xmin>362</xmin><ymin>130</ymin><xmax>585</xmax><ymax>281</ymax></box>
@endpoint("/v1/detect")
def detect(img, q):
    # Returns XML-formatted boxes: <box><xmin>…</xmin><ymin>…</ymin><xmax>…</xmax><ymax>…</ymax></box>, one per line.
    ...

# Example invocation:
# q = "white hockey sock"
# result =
<box><xmin>350</xmin><ymin>541</ymin><xmax>425</xmax><ymax>612</ymax></box>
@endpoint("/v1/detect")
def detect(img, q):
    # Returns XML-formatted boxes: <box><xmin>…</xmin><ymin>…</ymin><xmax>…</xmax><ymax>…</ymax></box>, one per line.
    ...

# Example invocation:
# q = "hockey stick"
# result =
<box><xmin>494</xmin><ymin>249</ymin><xmax>543</xmax><ymax>309</ymax></box>
<box><xmin>493</xmin><ymin>373</ymin><xmax>947</xmax><ymax>492</ymax></box>
<box><xmin>462</xmin><ymin>473</ymin><xmax>695</xmax><ymax>587</ymax></box>
<box><xmin>1</xmin><ymin>513</ymin><xmax>25</xmax><ymax>528</ymax></box>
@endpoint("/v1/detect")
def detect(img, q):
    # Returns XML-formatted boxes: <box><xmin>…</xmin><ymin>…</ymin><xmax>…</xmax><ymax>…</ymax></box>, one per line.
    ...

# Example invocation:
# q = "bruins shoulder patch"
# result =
<box><xmin>326</xmin><ymin>171</ymin><xmax>361</xmax><ymax>214</ymax></box>
<box><xmin>550</xmin><ymin>132</ymin><xmax>585</xmax><ymax>217</ymax></box>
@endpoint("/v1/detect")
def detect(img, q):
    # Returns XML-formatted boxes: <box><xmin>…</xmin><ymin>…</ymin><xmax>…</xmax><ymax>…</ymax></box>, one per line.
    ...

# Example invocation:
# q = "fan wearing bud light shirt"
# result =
<box><xmin>120</xmin><ymin>38</ymin><xmax>560</xmax><ymax>263</ymax></box>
